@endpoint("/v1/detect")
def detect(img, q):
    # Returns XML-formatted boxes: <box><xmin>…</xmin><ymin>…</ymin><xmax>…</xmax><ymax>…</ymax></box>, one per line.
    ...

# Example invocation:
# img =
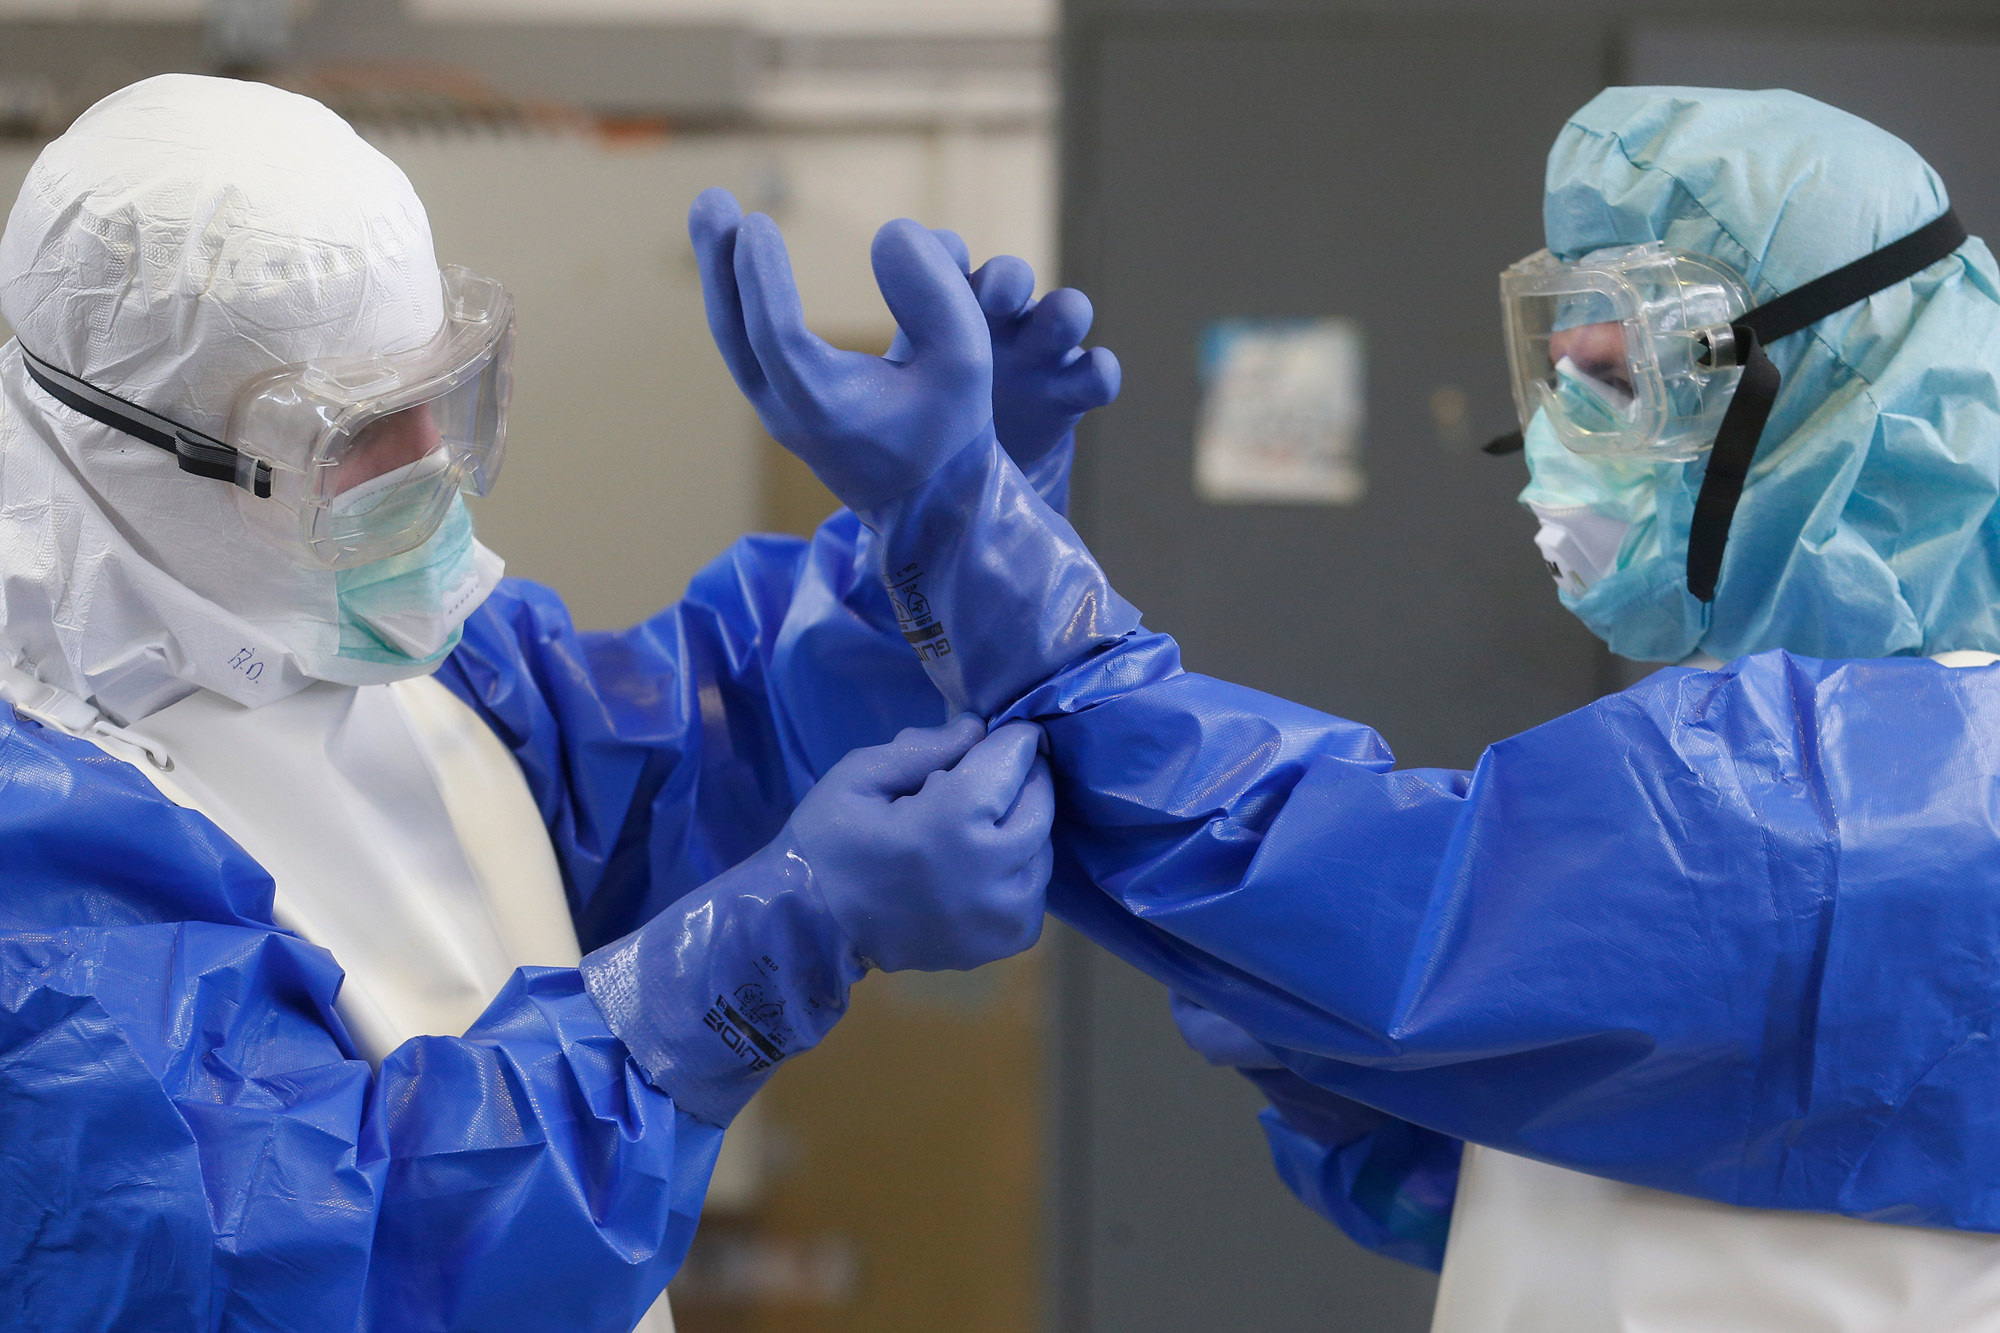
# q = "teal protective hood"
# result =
<box><xmin>1521</xmin><ymin>86</ymin><xmax>2000</xmax><ymax>662</ymax></box>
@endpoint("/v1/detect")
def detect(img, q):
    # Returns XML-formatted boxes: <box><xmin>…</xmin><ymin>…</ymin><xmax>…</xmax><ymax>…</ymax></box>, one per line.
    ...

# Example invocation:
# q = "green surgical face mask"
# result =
<box><xmin>335</xmin><ymin>492</ymin><xmax>485</xmax><ymax>668</ymax></box>
<box><xmin>1519</xmin><ymin>408</ymin><xmax>1709</xmax><ymax>663</ymax></box>
<box><xmin>1522</xmin><ymin>401</ymin><xmax>1658</xmax><ymax>513</ymax></box>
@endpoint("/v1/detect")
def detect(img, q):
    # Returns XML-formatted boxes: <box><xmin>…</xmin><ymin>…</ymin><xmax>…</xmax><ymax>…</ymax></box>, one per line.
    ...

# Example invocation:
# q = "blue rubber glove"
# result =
<box><xmin>581</xmin><ymin>716</ymin><xmax>1052</xmax><ymax>1125</ymax></box>
<box><xmin>1171</xmin><ymin>992</ymin><xmax>1395</xmax><ymax>1144</ymax></box>
<box><xmin>802</xmin><ymin>714</ymin><xmax>1053</xmax><ymax>971</ymax></box>
<box><xmin>688</xmin><ymin>186</ymin><xmax>994</xmax><ymax>511</ymax></box>
<box><xmin>690</xmin><ymin>189</ymin><xmax>1142</xmax><ymax>716</ymax></box>
<box><xmin>692</xmin><ymin>187</ymin><xmax>1118</xmax><ymax>501</ymax></box>
<box><xmin>1170</xmin><ymin>994</ymin><xmax>1461</xmax><ymax>1271</ymax></box>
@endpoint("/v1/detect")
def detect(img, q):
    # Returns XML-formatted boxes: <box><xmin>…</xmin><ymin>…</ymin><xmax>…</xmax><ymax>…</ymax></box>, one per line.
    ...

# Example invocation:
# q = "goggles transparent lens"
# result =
<box><xmin>313</xmin><ymin>446</ymin><xmax>464</xmax><ymax>566</ymax></box>
<box><xmin>1500</xmin><ymin>245</ymin><xmax>1749</xmax><ymax>462</ymax></box>
<box><xmin>227</xmin><ymin>265</ymin><xmax>515</xmax><ymax>569</ymax></box>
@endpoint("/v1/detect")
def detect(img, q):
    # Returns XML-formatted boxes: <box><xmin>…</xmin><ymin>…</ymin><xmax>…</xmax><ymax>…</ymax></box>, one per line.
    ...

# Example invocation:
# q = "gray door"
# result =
<box><xmin>1629</xmin><ymin>29</ymin><xmax>2000</xmax><ymax>245</ymax></box>
<box><xmin>1051</xmin><ymin>14</ymin><xmax>1614</xmax><ymax>1333</ymax></box>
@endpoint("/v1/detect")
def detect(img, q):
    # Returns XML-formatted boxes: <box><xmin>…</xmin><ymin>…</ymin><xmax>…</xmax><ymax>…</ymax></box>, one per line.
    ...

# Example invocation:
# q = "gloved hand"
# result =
<box><xmin>885</xmin><ymin>239</ymin><xmax>1122</xmax><ymax>477</ymax></box>
<box><xmin>1170</xmin><ymin>993</ymin><xmax>1395</xmax><ymax>1148</ymax></box>
<box><xmin>693</xmin><ymin>188</ymin><xmax>1119</xmax><ymax>499</ymax></box>
<box><xmin>793</xmin><ymin>713</ymin><xmax>1053</xmax><ymax>971</ymax></box>
<box><xmin>689</xmin><ymin>186</ymin><xmax>993</xmax><ymax>511</ymax></box>
<box><xmin>984</xmin><ymin>274</ymin><xmax>1122</xmax><ymax>476</ymax></box>
<box><xmin>691</xmin><ymin>186</ymin><xmax>1143</xmax><ymax>718</ymax></box>
<box><xmin>580</xmin><ymin>716</ymin><xmax>1053</xmax><ymax>1126</ymax></box>
<box><xmin>1170</xmin><ymin>991</ymin><xmax>1286</xmax><ymax>1069</ymax></box>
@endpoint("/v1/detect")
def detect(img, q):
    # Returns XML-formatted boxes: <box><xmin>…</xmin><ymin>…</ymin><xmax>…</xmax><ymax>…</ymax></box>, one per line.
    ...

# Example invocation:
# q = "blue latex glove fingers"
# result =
<box><xmin>910</xmin><ymin>720</ymin><xmax>1054</xmax><ymax>961</ymax></box>
<box><xmin>888</xmin><ymin>254</ymin><xmax>1034</xmax><ymax>359</ymax></box>
<box><xmin>726</xmin><ymin>211</ymin><xmax>994</xmax><ymax>510</ymax></box>
<box><xmin>688</xmin><ymin>187</ymin><xmax>780</xmax><ymax>415</ymax></box>
<box><xmin>867</xmin><ymin>219</ymin><xmax>990</xmax><ymax>390</ymax></box>
<box><xmin>971</xmin><ymin>254</ymin><xmax>1036</xmax><ymax>322</ymax></box>
<box><xmin>880</xmin><ymin>249</ymin><xmax>1116</xmax><ymax>473</ymax></box>
<box><xmin>988</xmin><ymin>279</ymin><xmax>1123</xmax><ymax>470</ymax></box>
<box><xmin>795</xmin><ymin>717</ymin><xmax>1052</xmax><ymax>972</ymax></box>
<box><xmin>843</xmin><ymin>713</ymin><xmax>988</xmax><ymax>795</ymax></box>
<box><xmin>731</xmin><ymin>213</ymin><xmax>853</xmax><ymax>410</ymax></box>
<box><xmin>1014</xmin><ymin>284</ymin><xmax>1092</xmax><ymax>356</ymax></box>
<box><xmin>1170</xmin><ymin>992</ymin><xmax>1287</xmax><ymax>1069</ymax></box>
<box><xmin>923</xmin><ymin>718</ymin><xmax>1052</xmax><ymax>839</ymax></box>
<box><xmin>1017</xmin><ymin>289</ymin><xmax>1122</xmax><ymax>410</ymax></box>
<box><xmin>930</xmin><ymin>227</ymin><xmax>973</xmax><ymax>273</ymax></box>
<box><xmin>1066</xmin><ymin>344</ymin><xmax>1122</xmax><ymax>405</ymax></box>
<box><xmin>883</xmin><ymin>229</ymin><xmax>975</xmax><ymax>364</ymax></box>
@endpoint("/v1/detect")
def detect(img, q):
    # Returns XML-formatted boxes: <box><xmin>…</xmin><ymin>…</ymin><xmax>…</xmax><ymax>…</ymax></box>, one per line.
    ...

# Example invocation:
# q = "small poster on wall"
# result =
<box><xmin>1194</xmin><ymin>317</ymin><xmax>1366</xmax><ymax>505</ymax></box>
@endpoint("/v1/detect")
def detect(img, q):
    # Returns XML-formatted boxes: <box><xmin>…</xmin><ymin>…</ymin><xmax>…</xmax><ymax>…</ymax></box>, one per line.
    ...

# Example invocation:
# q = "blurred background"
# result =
<box><xmin>3</xmin><ymin>1</ymin><xmax>1999</xmax><ymax>1329</ymax></box>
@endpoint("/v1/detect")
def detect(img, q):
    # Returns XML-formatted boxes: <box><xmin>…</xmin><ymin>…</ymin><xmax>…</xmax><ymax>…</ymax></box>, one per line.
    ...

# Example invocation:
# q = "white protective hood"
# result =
<box><xmin>0</xmin><ymin>74</ymin><xmax>499</xmax><ymax>722</ymax></box>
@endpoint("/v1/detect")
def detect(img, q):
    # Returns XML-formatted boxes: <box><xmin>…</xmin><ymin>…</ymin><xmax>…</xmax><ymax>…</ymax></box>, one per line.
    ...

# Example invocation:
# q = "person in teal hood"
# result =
<box><xmin>693</xmin><ymin>84</ymin><xmax>2000</xmax><ymax>1331</ymax></box>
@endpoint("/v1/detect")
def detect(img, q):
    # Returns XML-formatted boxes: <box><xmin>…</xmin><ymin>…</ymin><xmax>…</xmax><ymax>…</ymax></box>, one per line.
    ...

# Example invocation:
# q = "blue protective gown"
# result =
<box><xmin>1021</xmin><ymin>639</ymin><xmax>2000</xmax><ymax>1257</ymax></box>
<box><xmin>0</xmin><ymin>458</ymin><xmax>1031</xmax><ymax>1329</ymax></box>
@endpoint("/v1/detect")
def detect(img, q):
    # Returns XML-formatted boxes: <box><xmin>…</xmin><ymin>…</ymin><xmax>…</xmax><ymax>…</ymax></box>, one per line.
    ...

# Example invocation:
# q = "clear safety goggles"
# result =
<box><xmin>228</xmin><ymin>266</ymin><xmax>514</xmax><ymax>568</ymax></box>
<box><xmin>1488</xmin><ymin>209</ymin><xmax>1967</xmax><ymax>604</ymax></box>
<box><xmin>1500</xmin><ymin>244</ymin><xmax>1751</xmax><ymax>462</ymax></box>
<box><xmin>20</xmin><ymin>264</ymin><xmax>514</xmax><ymax>571</ymax></box>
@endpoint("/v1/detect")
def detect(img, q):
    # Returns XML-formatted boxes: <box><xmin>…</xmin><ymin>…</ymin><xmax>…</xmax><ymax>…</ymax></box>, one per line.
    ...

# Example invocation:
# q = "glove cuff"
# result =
<box><xmin>581</xmin><ymin>837</ymin><xmax>868</xmax><ymax>1127</ymax></box>
<box><xmin>1018</xmin><ymin>434</ymin><xmax>1075</xmax><ymax>516</ymax></box>
<box><xmin>857</xmin><ymin>427</ymin><xmax>1141</xmax><ymax>717</ymax></box>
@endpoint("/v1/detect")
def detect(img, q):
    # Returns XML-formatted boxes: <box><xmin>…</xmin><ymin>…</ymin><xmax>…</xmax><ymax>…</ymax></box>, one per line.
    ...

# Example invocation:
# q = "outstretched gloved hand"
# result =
<box><xmin>1170</xmin><ymin>991</ymin><xmax>1287</xmax><ymax>1069</ymax></box>
<box><xmin>689</xmin><ymin>185</ymin><xmax>1142</xmax><ymax>718</ymax></box>
<box><xmin>1170</xmin><ymin>991</ymin><xmax>1397</xmax><ymax>1149</ymax></box>
<box><xmin>691</xmin><ymin>187</ymin><xmax>1118</xmax><ymax>497</ymax></box>
<box><xmin>688</xmin><ymin>186</ymin><xmax>997</xmax><ymax>510</ymax></box>
<box><xmin>580</xmin><ymin>715</ymin><xmax>1053</xmax><ymax>1126</ymax></box>
<box><xmin>1168</xmin><ymin>992</ymin><xmax>1461</xmax><ymax>1270</ymax></box>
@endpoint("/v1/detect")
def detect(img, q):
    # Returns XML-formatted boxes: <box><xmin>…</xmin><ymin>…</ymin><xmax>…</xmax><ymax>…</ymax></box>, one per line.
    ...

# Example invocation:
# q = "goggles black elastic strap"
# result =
<box><xmin>18</xmin><ymin>346</ymin><xmax>272</xmax><ymax>500</ymax></box>
<box><xmin>1684</xmin><ymin>324</ymin><xmax>1778</xmax><ymax>601</ymax></box>
<box><xmin>1683</xmin><ymin>207</ymin><xmax>1965</xmax><ymax>601</ymax></box>
<box><xmin>1737</xmin><ymin>207</ymin><xmax>1968</xmax><ymax>344</ymax></box>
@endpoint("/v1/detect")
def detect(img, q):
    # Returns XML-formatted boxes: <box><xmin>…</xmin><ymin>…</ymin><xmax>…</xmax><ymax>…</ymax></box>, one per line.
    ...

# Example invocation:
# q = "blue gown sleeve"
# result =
<box><xmin>1020</xmin><ymin>642</ymin><xmax>2000</xmax><ymax>1233</ymax></box>
<box><xmin>0</xmin><ymin>709</ymin><xmax>725</xmax><ymax>1332</ymax></box>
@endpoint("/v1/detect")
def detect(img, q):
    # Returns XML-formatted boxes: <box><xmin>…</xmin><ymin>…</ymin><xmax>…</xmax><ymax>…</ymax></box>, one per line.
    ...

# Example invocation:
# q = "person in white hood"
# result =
<box><xmin>0</xmin><ymin>73</ymin><xmax>1116</xmax><ymax>1332</ymax></box>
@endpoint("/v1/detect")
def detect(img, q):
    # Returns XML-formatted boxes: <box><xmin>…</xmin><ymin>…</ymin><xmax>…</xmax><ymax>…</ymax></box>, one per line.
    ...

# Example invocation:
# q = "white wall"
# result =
<box><xmin>752</xmin><ymin>129</ymin><xmax>1055</xmax><ymax>335</ymax></box>
<box><xmin>0</xmin><ymin>146</ymin><xmax>29</xmax><ymax>219</ymax></box>
<box><xmin>380</xmin><ymin>132</ymin><xmax>767</xmax><ymax>630</ymax></box>
<box><xmin>0</xmin><ymin>1</ymin><xmax>200</xmax><ymax>15</ymax></box>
